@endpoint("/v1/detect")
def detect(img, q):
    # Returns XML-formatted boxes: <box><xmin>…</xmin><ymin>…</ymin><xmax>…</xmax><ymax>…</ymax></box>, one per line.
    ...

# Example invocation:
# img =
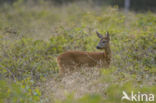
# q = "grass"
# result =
<box><xmin>0</xmin><ymin>1</ymin><xmax>156</xmax><ymax>103</ymax></box>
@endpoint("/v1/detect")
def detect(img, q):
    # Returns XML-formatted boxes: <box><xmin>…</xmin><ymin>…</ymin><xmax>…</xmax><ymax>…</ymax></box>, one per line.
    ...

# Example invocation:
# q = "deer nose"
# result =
<box><xmin>96</xmin><ymin>46</ymin><xmax>100</xmax><ymax>49</ymax></box>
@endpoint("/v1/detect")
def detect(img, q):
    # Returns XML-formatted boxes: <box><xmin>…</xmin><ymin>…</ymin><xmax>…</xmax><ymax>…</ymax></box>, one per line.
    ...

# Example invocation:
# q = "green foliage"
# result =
<box><xmin>78</xmin><ymin>95</ymin><xmax>102</xmax><ymax>103</ymax></box>
<box><xmin>0</xmin><ymin>38</ymin><xmax>58</xmax><ymax>81</ymax></box>
<box><xmin>0</xmin><ymin>1</ymin><xmax>156</xmax><ymax>103</ymax></box>
<box><xmin>0</xmin><ymin>79</ymin><xmax>41</xmax><ymax>103</ymax></box>
<box><xmin>55</xmin><ymin>94</ymin><xmax>102</xmax><ymax>103</ymax></box>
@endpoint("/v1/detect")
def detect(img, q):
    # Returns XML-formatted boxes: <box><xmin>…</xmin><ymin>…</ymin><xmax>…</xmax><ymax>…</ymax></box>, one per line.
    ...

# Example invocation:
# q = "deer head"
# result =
<box><xmin>96</xmin><ymin>31</ymin><xmax>110</xmax><ymax>49</ymax></box>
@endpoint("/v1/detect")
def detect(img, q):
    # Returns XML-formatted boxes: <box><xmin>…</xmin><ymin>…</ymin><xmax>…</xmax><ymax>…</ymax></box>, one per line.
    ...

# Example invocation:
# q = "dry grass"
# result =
<box><xmin>42</xmin><ymin>67</ymin><xmax>108</xmax><ymax>102</ymax></box>
<box><xmin>0</xmin><ymin>2</ymin><xmax>156</xmax><ymax>103</ymax></box>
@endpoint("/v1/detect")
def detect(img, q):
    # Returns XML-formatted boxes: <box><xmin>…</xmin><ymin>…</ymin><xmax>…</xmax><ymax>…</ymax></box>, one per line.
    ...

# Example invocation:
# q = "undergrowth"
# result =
<box><xmin>0</xmin><ymin>1</ymin><xmax>156</xmax><ymax>103</ymax></box>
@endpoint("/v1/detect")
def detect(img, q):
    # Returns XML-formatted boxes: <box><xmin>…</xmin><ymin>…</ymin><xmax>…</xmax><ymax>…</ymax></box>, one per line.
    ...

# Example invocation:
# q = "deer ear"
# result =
<box><xmin>96</xmin><ymin>31</ymin><xmax>103</xmax><ymax>38</ymax></box>
<box><xmin>105</xmin><ymin>32</ymin><xmax>110</xmax><ymax>40</ymax></box>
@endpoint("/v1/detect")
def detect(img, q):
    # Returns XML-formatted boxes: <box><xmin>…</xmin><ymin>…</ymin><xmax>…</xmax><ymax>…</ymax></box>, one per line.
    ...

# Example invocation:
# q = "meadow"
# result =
<box><xmin>0</xmin><ymin>1</ymin><xmax>156</xmax><ymax>103</ymax></box>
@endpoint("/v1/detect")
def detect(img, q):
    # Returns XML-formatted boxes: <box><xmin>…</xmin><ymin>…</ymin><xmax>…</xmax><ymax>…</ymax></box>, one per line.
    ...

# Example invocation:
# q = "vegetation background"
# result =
<box><xmin>0</xmin><ymin>0</ymin><xmax>156</xmax><ymax>103</ymax></box>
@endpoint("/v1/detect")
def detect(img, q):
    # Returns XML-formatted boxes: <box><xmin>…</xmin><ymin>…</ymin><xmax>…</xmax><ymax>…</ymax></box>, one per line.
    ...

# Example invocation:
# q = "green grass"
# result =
<box><xmin>0</xmin><ymin>1</ymin><xmax>156</xmax><ymax>103</ymax></box>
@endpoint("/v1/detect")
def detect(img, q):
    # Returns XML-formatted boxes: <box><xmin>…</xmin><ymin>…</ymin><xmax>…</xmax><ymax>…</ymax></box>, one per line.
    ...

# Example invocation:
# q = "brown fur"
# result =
<box><xmin>57</xmin><ymin>31</ymin><xmax>111</xmax><ymax>74</ymax></box>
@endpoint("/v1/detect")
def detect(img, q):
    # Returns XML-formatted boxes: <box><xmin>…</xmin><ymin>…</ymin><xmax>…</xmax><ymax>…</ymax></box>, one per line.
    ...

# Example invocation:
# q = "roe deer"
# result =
<box><xmin>57</xmin><ymin>31</ymin><xmax>111</xmax><ymax>74</ymax></box>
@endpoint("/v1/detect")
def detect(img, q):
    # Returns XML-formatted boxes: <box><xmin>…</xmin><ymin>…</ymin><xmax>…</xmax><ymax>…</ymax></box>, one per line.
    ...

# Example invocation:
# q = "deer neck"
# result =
<box><xmin>104</xmin><ymin>45</ymin><xmax>111</xmax><ymax>65</ymax></box>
